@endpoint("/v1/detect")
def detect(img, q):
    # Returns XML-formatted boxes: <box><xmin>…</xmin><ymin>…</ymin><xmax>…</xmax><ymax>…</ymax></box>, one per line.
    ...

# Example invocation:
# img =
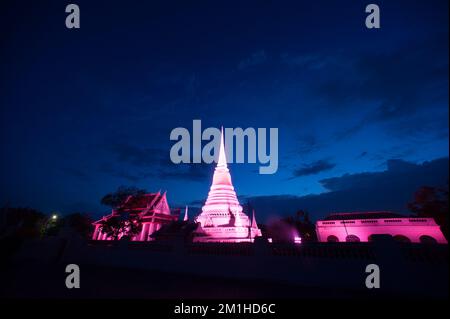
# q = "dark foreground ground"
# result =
<box><xmin>1</xmin><ymin>262</ymin><xmax>392</xmax><ymax>299</ymax></box>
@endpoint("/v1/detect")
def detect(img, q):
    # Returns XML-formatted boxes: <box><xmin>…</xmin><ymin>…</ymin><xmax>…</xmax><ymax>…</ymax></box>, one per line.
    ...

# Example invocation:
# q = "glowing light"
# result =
<box><xmin>268</xmin><ymin>238</ymin><xmax>273</xmax><ymax>243</ymax></box>
<box><xmin>194</xmin><ymin>127</ymin><xmax>262</xmax><ymax>242</ymax></box>
<box><xmin>52</xmin><ymin>214</ymin><xmax>58</xmax><ymax>220</ymax></box>
<box><xmin>294</xmin><ymin>236</ymin><xmax>302</xmax><ymax>244</ymax></box>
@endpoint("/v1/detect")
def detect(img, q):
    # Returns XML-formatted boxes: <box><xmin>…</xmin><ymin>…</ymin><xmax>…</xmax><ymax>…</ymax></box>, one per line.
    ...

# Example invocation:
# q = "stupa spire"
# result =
<box><xmin>217</xmin><ymin>126</ymin><xmax>227</xmax><ymax>168</ymax></box>
<box><xmin>251</xmin><ymin>210</ymin><xmax>258</xmax><ymax>228</ymax></box>
<box><xmin>183</xmin><ymin>206</ymin><xmax>189</xmax><ymax>221</ymax></box>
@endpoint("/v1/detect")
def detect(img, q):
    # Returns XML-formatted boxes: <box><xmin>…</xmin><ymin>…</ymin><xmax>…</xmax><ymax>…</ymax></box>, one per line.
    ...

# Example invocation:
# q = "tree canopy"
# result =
<box><xmin>64</xmin><ymin>213</ymin><xmax>93</xmax><ymax>238</ymax></box>
<box><xmin>100</xmin><ymin>186</ymin><xmax>148</xmax><ymax>208</ymax></box>
<box><xmin>98</xmin><ymin>213</ymin><xmax>143</xmax><ymax>241</ymax></box>
<box><xmin>408</xmin><ymin>185</ymin><xmax>448</xmax><ymax>239</ymax></box>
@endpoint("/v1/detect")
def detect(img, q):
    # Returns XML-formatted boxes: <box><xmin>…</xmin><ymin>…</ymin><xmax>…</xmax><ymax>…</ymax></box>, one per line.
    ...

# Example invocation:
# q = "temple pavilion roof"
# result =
<box><xmin>118</xmin><ymin>193</ymin><xmax>162</xmax><ymax>212</ymax></box>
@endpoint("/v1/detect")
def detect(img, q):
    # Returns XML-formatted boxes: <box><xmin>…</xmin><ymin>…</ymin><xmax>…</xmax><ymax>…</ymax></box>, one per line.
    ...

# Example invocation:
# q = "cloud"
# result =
<box><xmin>238</xmin><ymin>50</ymin><xmax>267</xmax><ymax>70</ymax></box>
<box><xmin>100</xmin><ymin>162</ymin><xmax>210</xmax><ymax>183</ymax></box>
<box><xmin>321</xmin><ymin>36</ymin><xmax>447</xmax><ymax>114</ymax></box>
<box><xmin>246</xmin><ymin>157</ymin><xmax>449</xmax><ymax>222</ymax></box>
<box><xmin>102</xmin><ymin>143</ymin><xmax>211</xmax><ymax>182</ymax></box>
<box><xmin>155</xmin><ymin>162</ymin><xmax>211</xmax><ymax>182</ymax></box>
<box><xmin>309</xmin><ymin>35</ymin><xmax>448</xmax><ymax>141</ymax></box>
<box><xmin>358</xmin><ymin>39</ymin><xmax>448</xmax><ymax>122</ymax></box>
<box><xmin>100</xmin><ymin>166</ymin><xmax>144</xmax><ymax>183</ymax></box>
<box><xmin>357</xmin><ymin>151</ymin><xmax>368</xmax><ymax>159</ymax></box>
<box><xmin>281</xmin><ymin>53</ymin><xmax>330</xmax><ymax>70</ymax></box>
<box><xmin>319</xmin><ymin>159</ymin><xmax>437</xmax><ymax>192</ymax></box>
<box><xmin>61</xmin><ymin>201</ymin><xmax>104</xmax><ymax>215</ymax></box>
<box><xmin>291</xmin><ymin>159</ymin><xmax>336</xmax><ymax>178</ymax></box>
<box><xmin>60</xmin><ymin>167</ymin><xmax>90</xmax><ymax>181</ymax></box>
<box><xmin>296</xmin><ymin>134</ymin><xmax>320</xmax><ymax>154</ymax></box>
<box><xmin>109</xmin><ymin>143</ymin><xmax>165</xmax><ymax>167</ymax></box>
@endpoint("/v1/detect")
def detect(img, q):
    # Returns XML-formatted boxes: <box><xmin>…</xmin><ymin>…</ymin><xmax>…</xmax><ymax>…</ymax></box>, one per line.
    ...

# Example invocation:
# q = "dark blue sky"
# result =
<box><xmin>1</xmin><ymin>0</ymin><xmax>448</xmax><ymax>221</ymax></box>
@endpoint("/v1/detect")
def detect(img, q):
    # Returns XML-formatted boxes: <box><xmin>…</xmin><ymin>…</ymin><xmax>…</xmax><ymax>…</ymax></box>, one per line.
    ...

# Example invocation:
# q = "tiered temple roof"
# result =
<box><xmin>92</xmin><ymin>191</ymin><xmax>178</xmax><ymax>241</ymax></box>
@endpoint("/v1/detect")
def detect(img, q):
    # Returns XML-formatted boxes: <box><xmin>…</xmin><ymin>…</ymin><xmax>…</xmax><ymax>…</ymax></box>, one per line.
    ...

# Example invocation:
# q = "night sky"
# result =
<box><xmin>1</xmin><ymin>0</ymin><xmax>448</xmax><ymax>221</ymax></box>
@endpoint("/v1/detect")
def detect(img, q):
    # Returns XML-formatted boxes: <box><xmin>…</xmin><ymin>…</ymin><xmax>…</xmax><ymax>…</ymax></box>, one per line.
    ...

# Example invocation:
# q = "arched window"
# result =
<box><xmin>393</xmin><ymin>235</ymin><xmax>411</xmax><ymax>243</ymax></box>
<box><xmin>327</xmin><ymin>235</ymin><xmax>339</xmax><ymax>242</ymax></box>
<box><xmin>419</xmin><ymin>235</ymin><xmax>437</xmax><ymax>244</ymax></box>
<box><xmin>345</xmin><ymin>235</ymin><xmax>360</xmax><ymax>242</ymax></box>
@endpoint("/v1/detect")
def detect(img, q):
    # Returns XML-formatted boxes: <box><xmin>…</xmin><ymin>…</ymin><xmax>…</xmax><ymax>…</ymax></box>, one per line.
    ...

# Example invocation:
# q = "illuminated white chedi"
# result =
<box><xmin>194</xmin><ymin>128</ymin><xmax>262</xmax><ymax>242</ymax></box>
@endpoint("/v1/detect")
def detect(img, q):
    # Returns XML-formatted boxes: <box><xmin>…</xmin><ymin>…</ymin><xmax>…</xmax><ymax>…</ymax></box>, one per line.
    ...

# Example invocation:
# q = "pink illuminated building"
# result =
<box><xmin>316</xmin><ymin>212</ymin><xmax>447</xmax><ymax>244</ymax></box>
<box><xmin>193</xmin><ymin>128</ymin><xmax>262</xmax><ymax>242</ymax></box>
<box><xmin>92</xmin><ymin>192</ymin><xmax>178</xmax><ymax>241</ymax></box>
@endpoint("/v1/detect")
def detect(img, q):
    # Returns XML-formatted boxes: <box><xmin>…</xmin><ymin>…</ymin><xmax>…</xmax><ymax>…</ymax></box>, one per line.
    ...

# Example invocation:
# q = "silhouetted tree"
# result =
<box><xmin>296</xmin><ymin>209</ymin><xmax>305</xmax><ymax>221</ymax></box>
<box><xmin>0</xmin><ymin>207</ymin><xmax>45</xmax><ymax>239</ymax></box>
<box><xmin>98</xmin><ymin>213</ymin><xmax>142</xmax><ymax>240</ymax></box>
<box><xmin>266</xmin><ymin>219</ymin><xmax>296</xmax><ymax>243</ymax></box>
<box><xmin>408</xmin><ymin>185</ymin><xmax>448</xmax><ymax>239</ymax></box>
<box><xmin>282</xmin><ymin>210</ymin><xmax>317</xmax><ymax>242</ymax></box>
<box><xmin>41</xmin><ymin>214</ymin><xmax>63</xmax><ymax>237</ymax></box>
<box><xmin>296</xmin><ymin>210</ymin><xmax>317</xmax><ymax>242</ymax></box>
<box><xmin>100</xmin><ymin>186</ymin><xmax>147</xmax><ymax>208</ymax></box>
<box><xmin>64</xmin><ymin>213</ymin><xmax>93</xmax><ymax>239</ymax></box>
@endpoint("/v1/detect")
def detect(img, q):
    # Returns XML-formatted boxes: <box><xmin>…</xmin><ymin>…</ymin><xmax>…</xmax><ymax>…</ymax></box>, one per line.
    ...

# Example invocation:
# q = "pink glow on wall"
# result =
<box><xmin>316</xmin><ymin>213</ymin><xmax>447</xmax><ymax>244</ymax></box>
<box><xmin>194</xmin><ymin>128</ymin><xmax>262</xmax><ymax>242</ymax></box>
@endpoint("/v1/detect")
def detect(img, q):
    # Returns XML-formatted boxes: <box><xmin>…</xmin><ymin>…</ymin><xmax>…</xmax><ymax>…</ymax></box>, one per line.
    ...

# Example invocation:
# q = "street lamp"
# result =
<box><xmin>41</xmin><ymin>213</ymin><xmax>59</xmax><ymax>238</ymax></box>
